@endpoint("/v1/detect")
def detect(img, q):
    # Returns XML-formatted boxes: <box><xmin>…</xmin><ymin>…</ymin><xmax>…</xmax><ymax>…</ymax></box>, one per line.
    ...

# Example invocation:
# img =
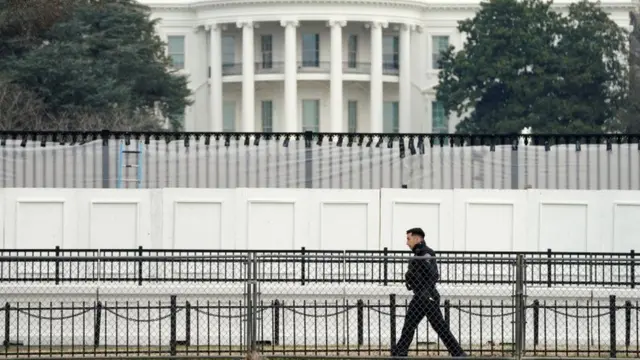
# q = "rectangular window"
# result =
<box><xmin>383</xmin><ymin>35</ymin><xmax>399</xmax><ymax>70</ymax></box>
<box><xmin>347</xmin><ymin>35</ymin><xmax>358</xmax><ymax>68</ymax></box>
<box><xmin>383</xmin><ymin>101</ymin><xmax>399</xmax><ymax>133</ymax></box>
<box><xmin>223</xmin><ymin>101</ymin><xmax>236</xmax><ymax>131</ymax></box>
<box><xmin>302</xmin><ymin>99</ymin><xmax>320</xmax><ymax>132</ymax></box>
<box><xmin>347</xmin><ymin>101</ymin><xmax>357</xmax><ymax>132</ymax></box>
<box><xmin>167</xmin><ymin>35</ymin><xmax>185</xmax><ymax>70</ymax></box>
<box><xmin>431</xmin><ymin>101</ymin><xmax>448</xmax><ymax>132</ymax></box>
<box><xmin>261</xmin><ymin>100</ymin><xmax>273</xmax><ymax>132</ymax></box>
<box><xmin>302</xmin><ymin>33</ymin><xmax>320</xmax><ymax>67</ymax></box>
<box><xmin>222</xmin><ymin>36</ymin><xmax>235</xmax><ymax>70</ymax></box>
<box><xmin>261</xmin><ymin>35</ymin><xmax>273</xmax><ymax>69</ymax></box>
<box><xmin>432</xmin><ymin>36</ymin><xmax>449</xmax><ymax>69</ymax></box>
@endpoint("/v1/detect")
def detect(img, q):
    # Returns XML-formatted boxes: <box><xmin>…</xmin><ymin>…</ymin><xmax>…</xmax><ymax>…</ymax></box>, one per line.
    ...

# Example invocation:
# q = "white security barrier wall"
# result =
<box><xmin>0</xmin><ymin>188</ymin><xmax>638</xmax><ymax>252</ymax></box>
<box><xmin>1</xmin><ymin>189</ymin><xmax>639</xmax><ymax>349</ymax></box>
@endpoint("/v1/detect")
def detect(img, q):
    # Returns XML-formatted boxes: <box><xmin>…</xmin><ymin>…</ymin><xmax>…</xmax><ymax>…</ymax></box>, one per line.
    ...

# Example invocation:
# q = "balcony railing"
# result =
<box><xmin>222</xmin><ymin>63</ymin><xmax>241</xmax><ymax>76</ymax></box>
<box><xmin>218</xmin><ymin>62</ymin><xmax>399</xmax><ymax>76</ymax></box>
<box><xmin>383</xmin><ymin>62</ymin><xmax>399</xmax><ymax>75</ymax></box>
<box><xmin>343</xmin><ymin>61</ymin><xmax>371</xmax><ymax>74</ymax></box>
<box><xmin>297</xmin><ymin>61</ymin><xmax>330</xmax><ymax>72</ymax></box>
<box><xmin>255</xmin><ymin>61</ymin><xmax>285</xmax><ymax>74</ymax></box>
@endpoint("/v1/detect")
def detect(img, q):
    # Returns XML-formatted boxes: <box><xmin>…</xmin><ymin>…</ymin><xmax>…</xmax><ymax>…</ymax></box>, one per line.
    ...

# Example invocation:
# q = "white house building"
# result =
<box><xmin>141</xmin><ymin>0</ymin><xmax>635</xmax><ymax>133</ymax></box>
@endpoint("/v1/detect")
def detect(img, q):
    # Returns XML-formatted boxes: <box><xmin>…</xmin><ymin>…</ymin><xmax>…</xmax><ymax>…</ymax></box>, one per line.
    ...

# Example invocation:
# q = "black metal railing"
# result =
<box><xmin>0</xmin><ymin>248</ymin><xmax>636</xmax><ymax>287</ymax></box>
<box><xmin>222</xmin><ymin>63</ymin><xmax>242</xmax><ymax>76</ymax></box>
<box><xmin>0</xmin><ymin>131</ymin><xmax>639</xmax><ymax>189</ymax></box>
<box><xmin>297</xmin><ymin>61</ymin><xmax>331</xmax><ymax>72</ymax></box>
<box><xmin>383</xmin><ymin>62</ymin><xmax>399</xmax><ymax>75</ymax></box>
<box><xmin>255</xmin><ymin>61</ymin><xmax>285</xmax><ymax>74</ymax></box>
<box><xmin>0</xmin><ymin>253</ymin><xmax>638</xmax><ymax>358</ymax></box>
<box><xmin>343</xmin><ymin>61</ymin><xmax>371</xmax><ymax>73</ymax></box>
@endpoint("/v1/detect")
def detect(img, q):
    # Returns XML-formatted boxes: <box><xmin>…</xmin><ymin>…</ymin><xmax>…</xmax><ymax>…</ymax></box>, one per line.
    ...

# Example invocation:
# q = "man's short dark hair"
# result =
<box><xmin>406</xmin><ymin>227</ymin><xmax>425</xmax><ymax>238</ymax></box>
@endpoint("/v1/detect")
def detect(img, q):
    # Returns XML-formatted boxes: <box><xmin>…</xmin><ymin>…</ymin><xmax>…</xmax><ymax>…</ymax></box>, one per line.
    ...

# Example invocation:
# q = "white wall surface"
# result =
<box><xmin>0</xmin><ymin>188</ymin><xmax>639</xmax><ymax>252</ymax></box>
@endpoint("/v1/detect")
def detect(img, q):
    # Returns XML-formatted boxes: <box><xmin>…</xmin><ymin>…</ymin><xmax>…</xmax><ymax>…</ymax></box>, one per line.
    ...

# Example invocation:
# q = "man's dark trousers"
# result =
<box><xmin>392</xmin><ymin>293</ymin><xmax>465</xmax><ymax>357</ymax></box>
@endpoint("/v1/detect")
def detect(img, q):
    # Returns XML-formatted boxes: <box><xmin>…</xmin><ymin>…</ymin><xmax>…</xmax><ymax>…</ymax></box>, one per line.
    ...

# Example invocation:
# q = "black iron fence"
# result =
<box><xmin>0</xmin><ymin>131</ymin><xmax>639</xmax><ymax>189</ymax></box>
<box><xmin>0</xmin><ymin>248</ymin><xmax>636</xmax><ymax>287</ymax></box>
<box><xmin>0</xmin><ymin>252</ymin><xmax>638</xmax><ymax>359</ymax></box>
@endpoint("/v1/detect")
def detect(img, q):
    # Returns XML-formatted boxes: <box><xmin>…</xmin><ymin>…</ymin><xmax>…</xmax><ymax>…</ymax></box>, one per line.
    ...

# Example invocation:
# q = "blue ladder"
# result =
<box><xmin>116</xmin><ymin>140</ymin><xmax>143</xmax><ymax>188</ymax></box>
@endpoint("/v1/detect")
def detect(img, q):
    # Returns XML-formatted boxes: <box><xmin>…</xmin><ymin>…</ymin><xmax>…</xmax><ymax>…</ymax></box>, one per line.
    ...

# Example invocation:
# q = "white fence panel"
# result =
<box><xmin>0</xmin><ymin>188</ymin><xmax>637</xmax><ymax>252</ymax></box>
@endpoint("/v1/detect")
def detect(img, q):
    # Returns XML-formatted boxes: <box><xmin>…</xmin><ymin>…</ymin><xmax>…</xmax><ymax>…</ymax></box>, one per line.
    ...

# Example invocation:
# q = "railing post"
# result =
<box><xmin>546</xmin><ymin>248</ymin><xmax>552</xmax><ymax>287</ymax></box>
<box><xmin>630</xmin><ymin>250</ymin><xmax>635</xmax><ymax>289</ymax></box>
<box><xmin>251</xmin><ymin>253</ymin><xmax>258</xmax><ymax>353</ymax></box>
<box><xmin>625</xmin><ymin>300</ymin><xmax>631</xmax><ymax>348</ymax></box>
<box><xmin>170</xmin><ymin>295</ymin><xmax>177</xmax><ymax>356</ymax></box>
<box><xmin>3</xmin><ymin>303</ymin><xmax>9</xmax><ymax>348</ymax></box>
<box><xmin>100</xmin><ymin>129</ymin><xmax>110</xmax><ymax>188</ymax></box>
<box><xmin>300</xmin><ymin>247</ymin><xmax>306</xmax><ymax>286</ymax></box>
<box><xmin>137</xmin><ymin>246</ymin><xmax>143</xmax><ymax>286</ymax></box>
<box><xmin>514</xmin><ymin>254</ymin><xmax>526</xmax><ymax>359</ymax></box>
<box><xmin>510</xmin><ymin>136</ymin><xmax>519</xmax><ymax>189</ymax></box>
<box><xmin>245</xmin><ymin>252</ymin><xmax>258</xmax><ymax>354</ymax></box>
<box><xmin>54</xmin><ymin>245</ymin><xmax>61</xmax><ymax>285</ymax></box>
<box><xmin>272</xmin><ymin>300</ymin><xmax>280</xmax><ymax>346</ymax></box>
<box><xmin>304</xmin><ymin>131</ymin><xmax>313</xmax><ymax>188</ymax></box>
<box><xmin>93</xmin><ymin>301</ymin><xmax>102</xmax><ymax>347</ymax></box>
<box><xmin>609</xmin><ymin>295</ymin><xmax>617</xmax><ymax>358</ymax></box>
<box><xmin>532</xmin><ymin>300</ymin><xmax>540</xmax><ymax>347</ymax></box>
<box><xmin>389</xmin><ymin>294</ymin><xmax>396</xmax><ymax>348</ymax></box>
<box><xmin>383</xmin><ymin>247</ymin><xmax>389</xmax><ymax>286</ymax></box>
<box><xmin>357</xmin><ymin>299</ymin><xmax>364</xmax><ymax>346</ymax></box>
<box><xmin>184</xmin><ymin>301</ymin><xmax>191</xmax><ymax>346</ymax></box>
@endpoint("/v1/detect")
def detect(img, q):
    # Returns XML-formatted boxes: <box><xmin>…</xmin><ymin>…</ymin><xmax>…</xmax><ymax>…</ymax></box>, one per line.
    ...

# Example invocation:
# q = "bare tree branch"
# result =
<box><xmin>0</xmin><ymin>79</ymin><xmax>166</xmax><ymax>131</ymax></box>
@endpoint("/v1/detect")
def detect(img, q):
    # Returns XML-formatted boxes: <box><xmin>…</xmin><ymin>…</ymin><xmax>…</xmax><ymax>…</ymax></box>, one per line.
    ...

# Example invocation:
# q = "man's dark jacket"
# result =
<box><xmin>404</xmin><ymin>241</ymin><xmax>440</xmax><ymax>297</ymax></box>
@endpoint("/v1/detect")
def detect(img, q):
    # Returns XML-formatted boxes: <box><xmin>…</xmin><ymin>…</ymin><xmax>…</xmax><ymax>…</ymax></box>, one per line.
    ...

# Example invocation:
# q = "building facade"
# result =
<box><xmin>142</xmin><ymin>0</ymin><xmax>635</xmax><ymax>133</ymax></box>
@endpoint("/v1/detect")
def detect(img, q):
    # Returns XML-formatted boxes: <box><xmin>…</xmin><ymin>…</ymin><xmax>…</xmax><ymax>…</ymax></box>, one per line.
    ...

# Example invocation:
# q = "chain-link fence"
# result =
<box><xmin>0</xmin><ymin>251</ymin><xmax>638</xmax><ymax>359</ymax></box>
<box><xmin>1</xmin><ymin>131</ymin><xmax>640</xmax><ymax>189</ymax></box>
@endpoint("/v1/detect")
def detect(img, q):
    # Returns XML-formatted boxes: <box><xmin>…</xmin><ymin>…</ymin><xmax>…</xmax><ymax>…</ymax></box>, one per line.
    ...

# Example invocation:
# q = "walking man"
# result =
<box><xmin>391</xmin><ymin>227</ymin><xmax>466</xmax><ymax>357</ymax></box>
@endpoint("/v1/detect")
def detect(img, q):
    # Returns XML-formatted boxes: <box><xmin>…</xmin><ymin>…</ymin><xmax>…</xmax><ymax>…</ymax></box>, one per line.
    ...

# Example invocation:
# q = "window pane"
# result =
<box><xmin>261</xmin><ymin>35</ymin><xmax>272</xmax><ymax>51</ymax></box>
<box><xmin>302</xmin><ymin>100</ymin><xmax>319</xmax><ymax>132</ymax></box>
<box><xmin>261</xmin><ymin>100</ymin><xmax>273</xmax><ymax>132</ymax></box>
<box><xmin>383</xmin><ymin>35</ymin><xmax>399</xmax><ymax>69</ymax></box>
<box><xmin>302</xmin><ymin>33</ymin><xmax>319</xmax><ymax>66</ymax></box>
<box><xmin>432</xmin><ymin>36</ymin><xmax>449</xmax><ymax>69</ymax></box>
<box><xmin>223</xmin><ymin>101</ymin><xmax>236</xmax><ymax>131</ymax></box>
<box><xmin>383</xmin><ymin>36</ymin><xmax>393</xmax><ymax>53</ymax></box>
<box><xmin>348</xmin><ymin>35</ymin><xmax>357</xmax><ymax>68</ymax></box>
<box><xmin>222</xmin><ymin>36</ymin><xmax>235</xmax><ymax>66</ymax></box>
<box><xmin>347</xmin><ymin>101</ymin><xmax>357</xmax><ymax>132</ymax></box>
<box><xmin>431</xmin><ymin>101</ymin><xmax>447</xmax><ymax>132</ymax></box>
<box><xmin>383</xmin><ymin>101</ymin><xmax>399</xmax><ymax>133</ymax></box>
<box><xmin>167</xmin><ymin>35</ymin><xmax>185</xmax><ymax>69</ymax></box>
<box><xmin>261</xmin><ymin>35</ymin><xmax>273</xmax><ymax>69</ymax></box>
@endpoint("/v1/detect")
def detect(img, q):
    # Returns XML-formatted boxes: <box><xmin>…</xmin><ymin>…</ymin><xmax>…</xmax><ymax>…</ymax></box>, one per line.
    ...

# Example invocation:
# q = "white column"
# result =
<box><xmin>328</xmin><ymin>20</ymin><xmax>346</xmax><ymax>132</ymax></box>
<box><xmin>398</xmin><ymin>24</ymin><xmax>412</xmax><ymax>133</ymax></box>
<box><xmin>369</xmin><ymin>20</ymin><xmax>387</xmax><ymax>133</ymax></box>
<box><xmin>237</xmin><ymin>20</ymin><xmax>255</xmax><ymax>132</ymax></box>
<box><xmin>208</xmin><ymin>23</ymin><xmax>223</xmax><ymax>131</ymax></box>
<box><xmin>281</xmin><ymin>19</ymin><xmax>299</xmax><ymax>132</ymax></box>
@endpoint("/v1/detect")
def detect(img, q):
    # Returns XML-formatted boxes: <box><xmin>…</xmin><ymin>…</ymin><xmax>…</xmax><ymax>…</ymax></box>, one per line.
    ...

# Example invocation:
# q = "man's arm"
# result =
<box><xmin>404</xmin><ymin>259</ymin><xmax>417</xmax><ymax>290</ymax></box>
<box><xmin>423</xmin><ymin>250</ymin><xmax>440</xmax><ymax>284</ymax></box>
